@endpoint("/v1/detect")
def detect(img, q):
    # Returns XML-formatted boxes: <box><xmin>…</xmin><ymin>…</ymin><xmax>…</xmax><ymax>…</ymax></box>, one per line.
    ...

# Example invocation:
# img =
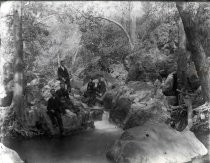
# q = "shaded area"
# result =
<box><xmin>3</xmin><ymin>112</ymin><xmax>123</xmax><ymax>163</ymax></box>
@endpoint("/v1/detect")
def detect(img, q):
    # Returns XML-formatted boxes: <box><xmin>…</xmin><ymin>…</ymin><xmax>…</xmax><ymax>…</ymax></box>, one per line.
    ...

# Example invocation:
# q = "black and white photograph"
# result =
<box><xmin>0</xmin><ymin>1</ymin><xmax>209</xmax><ymax>163</ymax></box>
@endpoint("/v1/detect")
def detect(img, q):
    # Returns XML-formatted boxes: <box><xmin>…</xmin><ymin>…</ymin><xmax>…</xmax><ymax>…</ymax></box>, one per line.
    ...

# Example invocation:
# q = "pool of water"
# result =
<box><xmin>3</xmin><ymin>111</ymin><xmax>123</xmax><ymax>163</ymax></box>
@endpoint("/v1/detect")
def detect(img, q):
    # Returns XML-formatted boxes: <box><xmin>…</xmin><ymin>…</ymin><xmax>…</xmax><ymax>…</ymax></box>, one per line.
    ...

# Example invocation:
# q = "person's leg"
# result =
<box><xmin>66</xmin><ymin>79</ymin><xmax>71</xmax><ymax>92</ymax></box>
<box><xmin>60</xmin><ymin>101</ymin><xmax>67</xmax><ymax>114</ymax></box>
<box><xmin>88</xmin><ymin>93</ymin><xmax>94</xmax><ymax>106</ymax></box>
<box><xmin>47</xmin><ymin>111</ymin><xmax>57</xmax><ymax>127</ymax></box>
<box><xmin>55</xmin><ymin>113</ymin><xmax>63</xmax><ymax>134</ymax></box>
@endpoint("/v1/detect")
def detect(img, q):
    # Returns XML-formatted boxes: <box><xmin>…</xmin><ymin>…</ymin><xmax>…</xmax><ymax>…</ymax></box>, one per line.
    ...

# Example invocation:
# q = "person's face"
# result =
<box><xmin>61</xmin><ymin>61</ymin><xmax>65</xmax><ymax>67</ymax></box>
<box><xmin>60</xmin><ymin>83</ymin><xmax>65</xmax><ymax>89</ymax></box>
<box><xmin>50</xmin><ymin>90</ymin><xmax>56</xmax><ymax>96</ymax></box>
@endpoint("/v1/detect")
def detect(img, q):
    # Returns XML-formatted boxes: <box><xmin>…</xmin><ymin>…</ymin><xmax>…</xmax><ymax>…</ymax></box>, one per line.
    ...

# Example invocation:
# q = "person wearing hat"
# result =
<box><xmin>57</xmin><ymin>60</ymin><xmax>71</xmax><ymax>92</ymax></box>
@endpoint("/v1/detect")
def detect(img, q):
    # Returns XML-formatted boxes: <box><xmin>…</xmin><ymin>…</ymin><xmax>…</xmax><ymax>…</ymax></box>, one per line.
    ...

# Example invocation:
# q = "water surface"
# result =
<box><xmin>3</xmin><ymin>111</ymin><xmax>123</xmax><ymax>163</ymax></box>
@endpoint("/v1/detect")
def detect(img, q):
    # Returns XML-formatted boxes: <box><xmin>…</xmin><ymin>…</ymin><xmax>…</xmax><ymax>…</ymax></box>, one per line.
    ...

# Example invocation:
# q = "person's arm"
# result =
<box><xmin>64</xmin><ymin>67</ymin><xmax>70</xmax><ymax>79</ymax></box>
<box><xmin>58</xmin><ymin>68</ymin><xmax>62</xmax><ymax>80</ymax></box>
<box><xmin>47</xmin><ymin>99</ymin><xmax>54</xmax><ymax>112</ymax></box>
<box><xmin>56</xmin><ymin>98</ymin><xmax>63</xmax><ymax>113</ymax></box>
<box><xmin>87</xmin><ymin>83</ymin><xmax>91</xmax><ymax>91</ymax></box>
<box><xmin>65</xmin><ymin>90</ymin><xmax>70</xmax><ymax>99</ymax></box>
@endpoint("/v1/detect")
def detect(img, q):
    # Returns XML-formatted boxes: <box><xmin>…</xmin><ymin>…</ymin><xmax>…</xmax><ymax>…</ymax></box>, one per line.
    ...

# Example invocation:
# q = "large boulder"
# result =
<box><xmin>0</xmin><ymin>143</ymin><xmax>24</xmax><ymax>163</ymax></box>
<box><xmin>110</xmin><ymin>96</ymin><xmax>132</xmax><ymax>125</ymax></box>
<box><xmin>24</xmin><ymin>100</ymin><xmax>94</xmax><ymax>136</ymax></box>
<box><xmin>124</xmin><ymin>99</ymin><xmax>169</xmax><ymax>129</ymax></box>
<box><xmin>106</xmin><ymin>121</ymin><xmax>208</xmax><ymax>163</ymax></box>
<box><xmin>24</xmin><ymin>79</ymin><xmax>94</xmax><ymax>137</ymax></box>
<box><xmin>105</xmin><ymin>82</ymin><xmax>168</xmax><ymax>129</ymax></box>
<box><xmin>103</xmin><ymin>91</ymin><xmax>115</xmax><ymax>110</ymax></box>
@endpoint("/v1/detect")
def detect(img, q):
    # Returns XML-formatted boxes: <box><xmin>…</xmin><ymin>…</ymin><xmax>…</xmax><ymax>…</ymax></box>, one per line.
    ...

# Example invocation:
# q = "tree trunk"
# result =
<box><xmin>57</xmin><ymin>52</ymin><xmax>60</xmax><ymax>67</ymax></box>
<box><xmin>177</xmin><ymin>18</ymin><xmax>188</xmax><ymax>90</ymax></box>
<box><xmin>12</xmin><ymin>2</ymin><xmax>24</xmax><ymax>124</ymax></box>
<box><xmin>129</xmin><ymin>2</ymin><xmax>136</xmax><ymax>44</ymax></box>
<box><xmin>176</xmin><ymin>2</ymin><xmax>210</xmax><ymax>103</ymax></box>
<box><xmin>183</xmin><ymin>97</ymin><xmax>193</xmax><ymax>131</ymax></box>
<box><xmin>72</xmin><ymin>45</ymin><xmax>81</xmax><ymax>67</ymax></box>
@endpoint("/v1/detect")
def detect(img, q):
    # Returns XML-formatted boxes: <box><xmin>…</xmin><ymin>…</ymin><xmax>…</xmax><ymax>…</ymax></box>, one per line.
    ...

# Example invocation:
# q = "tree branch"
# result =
<box><xmin>93</xmin><ymin>16</ymin><xmax>134</xmax><ymax>50</ymax></box>
<box><xmin>70</xmin><ymin>4</ymin><xmax>134</xmax><ymax>50</ymax></box>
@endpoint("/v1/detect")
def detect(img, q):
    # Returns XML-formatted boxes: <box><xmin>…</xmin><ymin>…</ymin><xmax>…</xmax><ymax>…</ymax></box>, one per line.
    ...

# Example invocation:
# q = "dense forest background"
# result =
<box><xmin>0</xmin><ymin>1</ymin><xmax>210</xmax><ymax>163</ymax></box>
<box><xmin>0</xmin><ymin>1</ymin><xmax>210</xmax><ymax>138</ymax></box>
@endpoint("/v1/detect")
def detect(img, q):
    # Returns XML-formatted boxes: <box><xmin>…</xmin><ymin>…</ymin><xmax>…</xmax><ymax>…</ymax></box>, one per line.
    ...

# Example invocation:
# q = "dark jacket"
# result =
<box><xmin>47</xmin><ymin>96</ymin><xmax>61</xmax><ymax>113</ymax></box>
<box><xmin>56</xmin><ymin>88</ymin><xmax>70</xmax><ymax>100</ymax></box>
<box><xmin>57</xmin><ymin>66</ymin><xmax>70</xmax><ymax>80</ymax></box>
<box><xmin>87</xmin><ymin>81</ymin><xmax>95</xmax><ymax>93</ymax></box>
<box><xmin>97</xmin><ymin>81</ymin><xmax>106</xmax><ymax>94</ymax></box>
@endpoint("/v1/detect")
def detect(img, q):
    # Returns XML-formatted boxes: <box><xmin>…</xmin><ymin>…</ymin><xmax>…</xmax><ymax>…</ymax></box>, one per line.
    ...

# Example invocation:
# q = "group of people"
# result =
<box><xmin>47</xmin><ymin>60</ymin><xmax>107</xmax><ymax>135</ymax></box>
<box><xmin>84</xmin><ymin>77</ymin><xmax>107</xmax><ymax>106</ymax></box>
<box><xmin>47</xmin><ymin>60</ymin><xmax>75</xmax><ymax>135</ymax></box>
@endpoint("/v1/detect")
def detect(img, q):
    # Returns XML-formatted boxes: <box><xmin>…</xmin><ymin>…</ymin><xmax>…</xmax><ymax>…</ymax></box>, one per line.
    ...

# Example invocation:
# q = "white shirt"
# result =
<box><xmin>60</xmin><ymin>66</ymin><xmax>65</xmax><ymax>71</ymax></box>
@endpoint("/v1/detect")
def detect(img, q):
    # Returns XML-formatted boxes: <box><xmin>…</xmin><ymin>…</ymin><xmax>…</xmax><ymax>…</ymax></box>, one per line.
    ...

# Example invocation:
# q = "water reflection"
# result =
<box><xmin>3</xmin><ymin>111</ymin><xmax>122</xmax><ymax>163</ymax></box>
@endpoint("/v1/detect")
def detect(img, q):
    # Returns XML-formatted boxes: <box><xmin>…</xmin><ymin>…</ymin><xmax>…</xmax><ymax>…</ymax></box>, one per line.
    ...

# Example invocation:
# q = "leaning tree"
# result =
<box><xmin>176</xmin><ymin>2</ymin><xmax>210</xmax><ymax>103</ymax></box>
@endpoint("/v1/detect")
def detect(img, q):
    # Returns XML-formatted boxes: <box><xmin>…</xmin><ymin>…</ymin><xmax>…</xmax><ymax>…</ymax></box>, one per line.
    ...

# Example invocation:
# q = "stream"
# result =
<box><xmin>3</xmin><ymin>111</ymin><xmax>123</xmax><ymax>163</ymax></box>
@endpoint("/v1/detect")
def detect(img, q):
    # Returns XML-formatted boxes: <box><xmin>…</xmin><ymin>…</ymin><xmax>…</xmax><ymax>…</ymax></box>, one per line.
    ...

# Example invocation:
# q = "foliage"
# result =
<box><xmin>79</xmin><ymin>18</ymin><xmax>129</xmax><ymax>73</ymax></box>
<box><xmin>196</xmin><ymin>2</ymin><xmax>210</xmax><ymax>57</ymax></box>
<box><xmin>136</xmin><ymin>2</ymin><xmax>179</xmax><ymax>54</ymax></box>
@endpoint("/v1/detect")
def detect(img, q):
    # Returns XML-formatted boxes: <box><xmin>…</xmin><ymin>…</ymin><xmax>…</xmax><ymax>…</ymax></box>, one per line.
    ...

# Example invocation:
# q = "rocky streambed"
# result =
<box><xmin>0</xmin><ymin>79</ymin><xmax>209</xmax><ymax>163</ymax></box>
<box><xmin>102</xmin><ymin>81</ymin><xmax>209</xmax><ymax>163</ymax></box>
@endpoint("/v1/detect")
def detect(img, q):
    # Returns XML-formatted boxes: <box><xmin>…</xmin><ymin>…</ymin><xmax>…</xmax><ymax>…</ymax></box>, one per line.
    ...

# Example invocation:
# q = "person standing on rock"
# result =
<box><xmin>47</xmin><ymin>89</ymin><xmax>64</xmax><ymax>135</ymax></box>
<box><xmin>96</xmin><ymin>77</ymin><xmax>106</xmax><ymax>97</ymax></box>
<box><xmin>57</xmin><ymin>60</ymin><xmax>71</xmax><ymax>92</ymax></box>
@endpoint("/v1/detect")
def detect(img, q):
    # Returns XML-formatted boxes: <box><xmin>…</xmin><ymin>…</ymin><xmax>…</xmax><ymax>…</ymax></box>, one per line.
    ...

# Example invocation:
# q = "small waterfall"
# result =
<box><xmin>94</xmin><ymin>111</ymin><xmax>118</xmax><ymax>131</ymax></box>
<box><xmin>102</xmin><ymin>111</ymin><xmax>109</xmax><ymax>122</ymax></box>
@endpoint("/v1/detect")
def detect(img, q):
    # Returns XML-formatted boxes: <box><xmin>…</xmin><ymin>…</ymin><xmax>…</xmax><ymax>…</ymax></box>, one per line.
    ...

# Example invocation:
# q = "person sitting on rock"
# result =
<box><xmin>47</xmin><ymin>89</ymin><xmax>64</xmax><ymax>134</ymax></box>
<box><xmin>57</xmin><ymin>60</ymin><xmax>71</xmax><ymax>92</ymax></box>
<box><xmin>56</xmin><ymin>82</ymin><xmax>79</xmax><ymax>114</ymax></box>
<box><xmin>86</xmin><ymin>78</ymin><xmax>96</xmax><ymax>106</ymax></box>
<box><xmin>96</xmin><ymin>77</ymin><xmax>106</xmax><ymax>97</ymax></box>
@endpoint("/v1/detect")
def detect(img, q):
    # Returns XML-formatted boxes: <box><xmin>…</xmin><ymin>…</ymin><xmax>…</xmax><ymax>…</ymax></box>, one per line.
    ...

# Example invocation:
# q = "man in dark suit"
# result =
<box><xmin>96</xmin><ymin>77</ymin><xmax>106</xmax><ymax>97</ymax></box>
<box><xmin>47</xmin><ymin>89</ymin><xmax>64</xmax><ymax>134</ymax></box>
<box><xmin>85</xmin><ymin>78</ymin><xmax>96</xmax><ymax>106</ymax></box>
<box><xmin>56</xmin><ymin>82</ymin><xmax>79</xmax><ymax>114</ymax></box>
<box><xmin>57</xmin><ymin>60</ymin><xmax>71</xmax><ymax>92</ymax></box>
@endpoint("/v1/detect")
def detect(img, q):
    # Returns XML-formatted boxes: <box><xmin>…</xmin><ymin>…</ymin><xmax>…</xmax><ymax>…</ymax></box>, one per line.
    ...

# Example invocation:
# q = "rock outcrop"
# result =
<box><xmin>103</xmin><ymin>81</ymin><xmax>169</xmax><ymax>129</ymax></box>
<box><xmin>0</xmin><ymin>143</ymin><xmax>24</xmax><ymax>163</ymax></box>
<box><xmin>106</xmin><ymin>121</ymin><xmax>208</xmax><ymax>163</ymax></box>
<box><xmin>126</xmin><ymin>52</ymin><xmax>177</xmax><ymax>82</ymax></box>
<box><xmin>22</xmin><ymin>78</ymin><xmax>94</xmax><ymax>137</ymax></box>
<box><xmin>24</xmin><ymin>95</ymin><xmax>94</xmax><ymax>136</ymax></box>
